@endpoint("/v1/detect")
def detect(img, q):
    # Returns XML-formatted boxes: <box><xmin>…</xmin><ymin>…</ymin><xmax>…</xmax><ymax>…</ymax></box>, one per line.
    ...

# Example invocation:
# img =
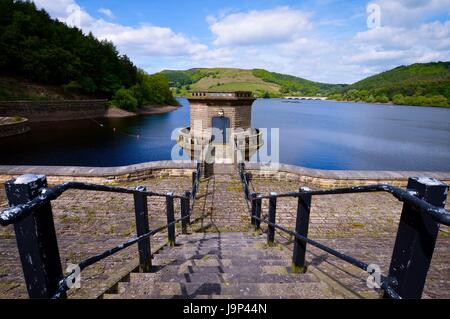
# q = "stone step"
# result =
<box><xmin>154</xmin><ymin>251</ymin><xmax>285</xmax><ymax>260</ymax></box>
<box><xmin>165</xmin><ymin>241</ymin><xmax>260</xmax><ymax>247</ymax></box>
<box><xmin>141</xmin><ymin>265</ymin><xmax>305</xmax><ymax>276</ymax></box>
<box><xmin>104</xmin><ymin>293</ymin><xmax>338</xmax><ymax>300</ymax></box>
<box><xmin>126</xmin><ymin>271</ymin><xmax>317</xmax><ymax>284</ymax></box>
<box><xmin>161</xmin><ymin>240</ymin><xmax>275</xmax><ymax>246</ymax></box>
<box><xmin>157</xmin><ymin>246</ymin><xmax>262</xmax><ymax>254</ymax></box>
<box><xmin>106</xmin><ymin>232</ymin><xmax>343</xmax><ymax>299</ymax></box>
<box><xmin>103</xmin><ymin>293</ymin><xmax>235</xmax><ymax>299</ymax></box>
<box><xmin>171</xmin><ymin>241</ymin><xmax>261</xmax><ymax>247</ymax></box>
<box><xmin>221</xmin><ymin>273</ymin><xmax>316</xmax><ymax>284</ymax></box>
<box><xmin>151</xmin><ymin>256</ymin><xmax>290</xmax><ymax>267</ymax></box>
<box><xmin>175</xmin><ymin>233</ymin><xmax>262</xmax><ymax>240</ymax></box>
<box><xmin>213</xmin><ymin>164</ymin><xmax>236</xmax><ymax>175</ymax></box>
<box><xmin>113</xmin><ymin>282</ymin><xmax>335</xmax><ymax>299</ymax></box>
<box><xmin>175</xmin><ymin>235</ymin><xmax>258</xmax><ymax>240</ymax></box>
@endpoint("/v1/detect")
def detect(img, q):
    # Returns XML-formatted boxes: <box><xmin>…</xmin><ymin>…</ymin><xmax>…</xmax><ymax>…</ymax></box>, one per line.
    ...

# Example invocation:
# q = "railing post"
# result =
<box><xmin>292</xmin><ymin>187</ymin><xmax>312</xmax><ymax>273</ymax></box>
<box><xmin>192</xmin><ymin>172</ymin><xmax>198</xmax><ymax>198</ymax></box>
<box><xmin>133</xmin><ymin>186</ymin><xmax>152</xmax><ymax>272</ymax></box>
<box><xmin>250</xmin><ymin>193</ymin><xmax>257</xmax><ymax>226</ymax></box>
<box><xmin>384</xmin><ymin>177</ymin><xmax>449</xmax><ymax>299</ymax></box>
<box><xmin>250</xmin><ymin>193</ymin><xmax>262</xmax><ymax>230</ymax></box>
<box><xmin>5</xmin><ymin>174</ymin><xmax>65</xmax><ymax>298</ymax></box>
<box><xmin>197</xmin><ymin>162</ymin><xmax>202</xmax><ymax>179</ymax></box>
<box><xmin>166</xmin><ymin>193</ymin><xmax>176</xmax><ymax>246</ymax></box>
<box><xmin>244</xmin><ymin>173</ymin><xmax>251</xmax><ymax>200</ymax></box>
<box><xmin>245</xmin><ymin>136</ymin><xmax>250</xmax><ymax>161</ymax></box>
<box><xmin>239</xmin><ymin>162</ymin><xmax>246</xmax><ymax>181</ymax></box>
<box><xmin>255</xmin><ymin>194</ymin><xmax>262</xmax><ymax>230</ymax></box>
<box><xmin>267</xmin><ymin>193</ymin><xmax>277</xmax><ymax>245</ymax></box>
<box><xmin>181</xmin><ymin>191</ymin><xmax>191</xmax><ymax>234</ymax></box>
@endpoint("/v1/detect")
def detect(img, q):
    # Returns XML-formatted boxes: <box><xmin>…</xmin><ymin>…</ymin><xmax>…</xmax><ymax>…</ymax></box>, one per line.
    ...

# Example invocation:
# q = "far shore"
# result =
<box><xmin>301</xmin><ymin>98</ymin><xmax>449</xmax><ymax>109</ymax></box>
<box><xmin>105</xmin><ymin>105</ymin><xmax>181</xmax><ymax>118</ymax></box>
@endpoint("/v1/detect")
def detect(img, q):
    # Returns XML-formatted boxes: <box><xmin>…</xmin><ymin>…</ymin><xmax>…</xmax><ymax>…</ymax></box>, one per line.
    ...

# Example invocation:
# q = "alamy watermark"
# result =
<box><xmin>366</xmin><ymin>263</ymin><xmax>382</xmax><ymax>289</ymax></box>
<box><xmin>170</xmin><ymin>121</ymin><xmax>281</xmax><ymax>171</ymax></box>
<box><xmin>66</xmin><ymin>263</ymin><xmax>81</xmax><ymax>289</ymax></box>
<box><xmin>367</xmin><ymin>3</ymin><xmax>381</xmax><ymax>29</ymax></box>
<box><xmin>65</xmin><ymin>4</ymin><xmax>83</xmax><ymax>29</ymax></box>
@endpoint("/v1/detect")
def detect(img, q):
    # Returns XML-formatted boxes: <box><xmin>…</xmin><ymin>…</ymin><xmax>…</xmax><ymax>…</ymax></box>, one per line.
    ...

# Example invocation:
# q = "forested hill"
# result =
<box><xmin>161</xmin><ymin>68</ymin><xmax>346</xmax><ymax>98</ymax></box>
<box><xmin>162</xmin><ymin>63</ymin><xmax>450</xmax><ymax>107</ymax></box>
<box><xmin>329</xmin><ymin>62</ymin><xmax>450</xmax><ymax>107</ymax></box>
<box><xmin>0</xmin><ymin>0</ymin><xmax>177</xmax><ymax>110</ymax></box>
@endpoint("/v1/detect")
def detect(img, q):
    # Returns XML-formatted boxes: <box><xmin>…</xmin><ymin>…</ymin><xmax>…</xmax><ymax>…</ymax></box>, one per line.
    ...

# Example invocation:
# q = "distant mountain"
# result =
<box><xmin>331</xmin><ymin>62</ymin><xmax>450</xmax><ymax>107</ymax></box>
<box><xmin>160</xmin><ymin>68</ymin><xmax>346</xmax><ymax>98</ymax></box>
<box><xmin>161</xmin><ymin>62</ymin><xmax>450</xmax><ymax>107</ymax></box>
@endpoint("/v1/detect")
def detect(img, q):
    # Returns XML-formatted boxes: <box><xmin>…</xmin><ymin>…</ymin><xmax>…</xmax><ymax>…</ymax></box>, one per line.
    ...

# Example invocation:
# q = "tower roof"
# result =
<box><xmin>188</xmin><ymin>91</ymin><xmax>255</xmax><ymax>101</ymax></box>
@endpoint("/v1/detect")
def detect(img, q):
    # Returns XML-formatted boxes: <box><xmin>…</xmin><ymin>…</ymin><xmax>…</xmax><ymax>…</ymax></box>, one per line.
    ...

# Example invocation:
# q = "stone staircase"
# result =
<box><xmin>103</xmin><ymin>232</ymin><xmax>342</xmax><ymax>299</ymax></box>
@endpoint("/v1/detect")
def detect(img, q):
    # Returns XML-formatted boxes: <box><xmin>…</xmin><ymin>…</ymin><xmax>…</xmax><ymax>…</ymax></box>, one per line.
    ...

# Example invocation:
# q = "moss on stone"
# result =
<box><xmin>291</xmin><ymin>263</ymin><xmax>308</xmax><ymax>274</ymax></box>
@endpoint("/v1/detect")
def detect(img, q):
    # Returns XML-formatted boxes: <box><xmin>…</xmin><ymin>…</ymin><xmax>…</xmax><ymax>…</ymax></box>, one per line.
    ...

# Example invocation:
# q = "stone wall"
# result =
<box><xmin>0</xmin><ymin>161</ymin><xmax>197</xmax><ymax>184</ymax></box>
<box><xmin>1</xmin><ymin>161</ymin><xmax>449</xmax><ymax>187</ymax></box>
<box><xmin>245</xmin><ymin>163</ymin><xmax>450</xmax><ymax>188</ymax></box>
<box><xmin>0</xmin><ymin>100</ymin><xmax>108</xmax><ymax>122</ymax></box>
<box><xmin>0</xmin><ymin>118</ymin><xmax>30</xmax><ymax>138</ymax></box>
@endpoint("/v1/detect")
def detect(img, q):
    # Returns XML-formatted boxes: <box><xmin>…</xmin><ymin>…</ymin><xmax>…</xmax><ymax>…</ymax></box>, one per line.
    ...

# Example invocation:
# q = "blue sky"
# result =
<box><xmin>33</xmin><ymin>0</ymin><xmax>450</xmax><ymax>83</ymax></box>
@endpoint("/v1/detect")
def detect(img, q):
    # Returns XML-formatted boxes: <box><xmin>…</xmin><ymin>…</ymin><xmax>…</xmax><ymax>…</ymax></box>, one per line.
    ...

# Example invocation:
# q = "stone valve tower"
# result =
<box><xmin>177</xmin><ymin>91</ymin><xmax>263</xmax><ymax>168</ymax></box>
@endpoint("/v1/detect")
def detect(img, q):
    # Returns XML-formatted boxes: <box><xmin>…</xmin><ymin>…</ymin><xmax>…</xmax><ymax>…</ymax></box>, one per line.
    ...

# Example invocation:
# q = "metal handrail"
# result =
<box><xmin>0</xmin><ymin>163</ymin><xmax>203</xmax><ymax>299</ymax></box>
<box><xmin>237</xmin><ymin>163</ymin><xmax>449</xmax><ymax>299</ymax></box>
<box><xmin>52</xmin><ymin>199</ymin><xmax>198</xmax><ymax>299</ymax></box>
<box><xmin>0</xmin><ymin>182</ymin><xmax>188</xmax><ymax>227</ymax></box>
<box><xmin>254</xmin><ymin>185</ymin><xmax>450</xmax><ymax>226</ymax></box>
<box><xmin>52</xmin><ymin>163</ymin><xmax>203</xmax><ymax>299</ymax></box>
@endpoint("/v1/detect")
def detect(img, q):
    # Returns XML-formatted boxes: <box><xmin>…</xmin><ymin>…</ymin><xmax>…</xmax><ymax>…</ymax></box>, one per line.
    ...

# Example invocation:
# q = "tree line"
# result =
<box><xmin>0</xmin><ymin>0</ymin><xmax>177</xmax><ymax>109</ymax></box>
<box><xmin>331</xmin><ymin>62</ymin><xmax>450</xmax><ymax>107</ymax></box>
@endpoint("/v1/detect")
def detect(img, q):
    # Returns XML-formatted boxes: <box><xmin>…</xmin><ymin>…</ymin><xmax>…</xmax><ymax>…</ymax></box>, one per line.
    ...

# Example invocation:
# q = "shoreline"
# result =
<box><xmin>0</xmin><ymin>100</ymin><xmax>182</xmax><ymax>122</ymax></box>
<box><xmin>177</xmin><ymin>95</ymin><xmax>449</xmax><ymax>108</ymax></box>
<box><xmin>313</xmin><ymin>98</ymin><xmax>449</xmax><ymax>109</ymax></box>
<box><xmin>105</xmin><ymin>105</ymin><xmax>181</xmax><ymax>118</ymax></box>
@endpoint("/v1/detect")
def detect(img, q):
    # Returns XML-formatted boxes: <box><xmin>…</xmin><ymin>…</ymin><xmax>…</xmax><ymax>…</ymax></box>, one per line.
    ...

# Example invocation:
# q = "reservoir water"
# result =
<box><xmin>1</xmin><ymin>98</ymin><xmax>449</xmax><ymax>171</ymax></box>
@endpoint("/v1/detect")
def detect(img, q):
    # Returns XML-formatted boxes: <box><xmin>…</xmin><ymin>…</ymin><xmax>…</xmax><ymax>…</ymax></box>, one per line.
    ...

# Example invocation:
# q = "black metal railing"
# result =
<box><xmin>237</xmin><ymin>162</ymin><xmax>450</xmax><ymax>299</ymax></box>
<box><xmin>0</xmin><ymin>163</ymin><xmax>202</xmax><ymax>299</ymax></box>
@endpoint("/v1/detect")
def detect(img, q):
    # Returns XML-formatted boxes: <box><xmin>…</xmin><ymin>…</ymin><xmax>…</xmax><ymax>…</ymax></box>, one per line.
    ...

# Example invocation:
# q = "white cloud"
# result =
<box><xmin>277</xmin><ymin>37</ymin><xmax>333</xmax><ymax>57</ymax></box>
<box><xmin>33</xmin><ymin>0</ymin><xmax>76</xmax><ymax>17</ymax></box>
<box><xmin>354</xmin><ymin>26</ymin><xmax>416</xmax><ymax>49</ymax></box>
<box><xmin>351</xmin><ymin>20</ymin><xmax>450</xmax><ymax>68</ymax></box>
<box><xmin>32</xmin><ymin>0</ymin><xmax>210</xmax><ymax>65</ymax></box>
<box><xmin>208</xmin><ymin>7</ymin><xmax>311</xmax><ymax>46</ymax></box>
<box><xmin>98</xmin><ymin>8</ymin><xmax>114</xmax><ymax>19</ymax></box>
<box><xmin>349</xmin><ymin>49</ymin><xmax>408</xmax><ymax>64</ymax></box>
<box><xmin>31</xmin><ymin>1</ymin><xmax>450</xmax><ymax>84</ymax></box>
<box><xmin>375</xmin><ymin>0</ymin><xmax>450</xmax><ymax>27</ymax></box>
<box><xmin>94</xmin><ymin>23</ymin><xmax>209</xmax><ymax>57</ymax></box>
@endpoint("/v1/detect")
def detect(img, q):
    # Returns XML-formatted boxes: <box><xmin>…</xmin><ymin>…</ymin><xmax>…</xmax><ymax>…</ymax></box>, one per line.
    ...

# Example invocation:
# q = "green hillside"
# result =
<box><xmin>329</xmin><ymin>62</ymin><xmax>450</xmax><ymax>107</ymax></box>
<box><xmin>161</xmin><ymin>68</ymin><xmax>345</xmax><ymax>98</ymax></box>
<box><xmin>162</xmin><ymin>63</ymin><xmax>450</xmax><ymax>107</ymax></box>
<box><xmin>251</xmin><ymin>69</ymin><xmax>347</xmax><ymax>95</ymax></box>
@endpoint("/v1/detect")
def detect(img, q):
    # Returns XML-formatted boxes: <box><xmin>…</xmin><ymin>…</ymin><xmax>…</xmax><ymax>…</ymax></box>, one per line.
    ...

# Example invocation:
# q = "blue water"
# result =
<box><xmin>1</xmin><ymin>98</ymin><xmax>449</xmax><ymax>170</ymax></box>
<box><xmin>253</xmin><ymin>99</ymin><xmax>450</xmax><ymax>170</ymax></box>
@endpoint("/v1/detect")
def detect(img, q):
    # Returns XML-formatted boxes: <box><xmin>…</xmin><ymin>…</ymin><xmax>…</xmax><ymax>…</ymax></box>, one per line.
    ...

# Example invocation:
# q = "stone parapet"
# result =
<box><xmin>244</xmin><ymin>163</ymin><xmax>450</xmax><ymax>188</ymax></box>
<box><xmin>0</xmin><ymin>161</ymin><xmax>449</xmax><ymax>187</ymax></box>
<box><xmin>0</xmin><ymin>161</ymin><xmax>197</xmax><ymax>184</ymax></box>
<box><xmin>0</xmin><ymin>100</ymin><xmax>108</xmax><ymax>122</ymax></box>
